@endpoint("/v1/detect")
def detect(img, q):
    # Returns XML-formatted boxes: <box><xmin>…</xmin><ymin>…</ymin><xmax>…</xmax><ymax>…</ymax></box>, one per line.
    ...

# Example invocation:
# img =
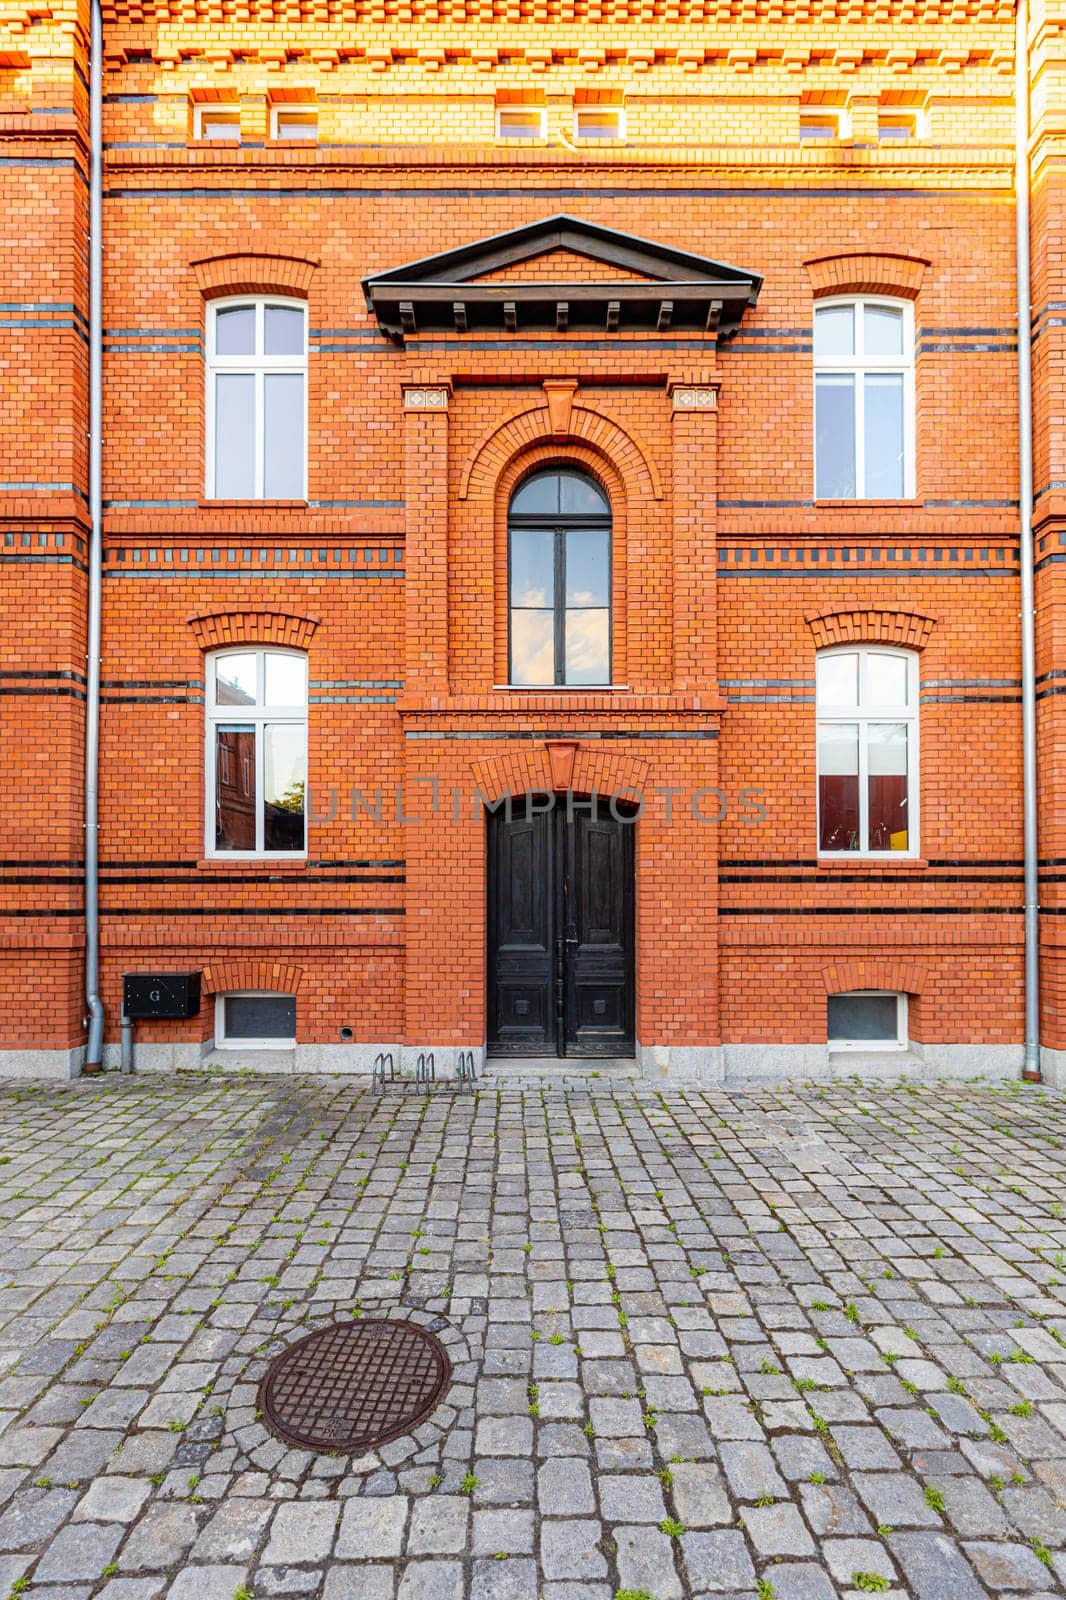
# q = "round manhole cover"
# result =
<box><xmin>258</xmin><ymin>1319</ymin><xmax>452</xmax><ymax>1452</ymax></box>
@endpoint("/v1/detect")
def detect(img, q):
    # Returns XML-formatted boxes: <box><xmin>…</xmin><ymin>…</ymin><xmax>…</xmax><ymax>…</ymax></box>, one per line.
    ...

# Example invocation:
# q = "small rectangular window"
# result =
<box><xmin>216</xmin><ymin>992</ymin><xmax>296</xmax><ymax>1050</ymax></box>
<box><xmin>574</xmin><ymin>107</ymin><xmax>623</xmax><ymax>140</ymax></box>
<box><xmin>828</xmin><ymin>992</ymin><xmax>906</xmax><ymax>1051</ymax></box>
<box><xmin>195</xmin><ymin>107</ymin><xmax>240</xmax><ymax>142</ymax></box>
<box><xmin>272</xmin><ymin>109</ymin><xmax>318</xmax><ymax>141</ymax></box>
<box><xmin>497</xmin><ymin>107</ymin><xmax>545</xmax><ymax>140</ymax></box>
<box><xmin>878</xmin><ymin>111</ymin><xmax>919</xmax><ymax>141</ymax></box>
<box><xmin>800</xmin><ymin>111</ymin><xmax>845</xmax><ymax>140</ymax></box>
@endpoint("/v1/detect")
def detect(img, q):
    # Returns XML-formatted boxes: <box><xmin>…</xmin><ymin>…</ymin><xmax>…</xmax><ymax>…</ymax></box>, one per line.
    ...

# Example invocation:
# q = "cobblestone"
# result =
<box><xmin>0</xmin><ymin>1073</ymin><xmax>1062</xmax><ymax>1596</ymax></box>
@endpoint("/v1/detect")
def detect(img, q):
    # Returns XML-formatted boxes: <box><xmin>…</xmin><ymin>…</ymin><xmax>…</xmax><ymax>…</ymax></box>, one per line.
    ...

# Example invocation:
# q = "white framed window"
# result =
<box><xmin>215</xmin><ymin>992</ymin><xmax>296</xmax><ymax>1050</ymax></box>
<box><xmin>206</xmin><ymin>298</ymin><xmax>307</xmax><ymax>500</ymax></box>
<box><xmin>817</xmin><ymin>647</ymin><xmax>918</xmax><ymax>857</ymax></box>
<box><xmin>878</xmin><ymin>109</ymin><xmax>924</xmax><ymax>141</ymax></box>
<box><xmin>206</xmin><ymin>648</ymin><xmax>307</xmax><ymax>858</ymax></box>
<box><xmin>828</xmin><ymin>991</ymin><xmax>907</xmax><ymax>1052</ymax></box>
<box><xmin>814</xmin><ymin>296</ymin><xmax>915</xmax><ymax>500</ymax></box>
<box><xmin>497</xmin><ymin>106</ymin><xmax>545</xmax><ymax>140</ymax></box>
<box><xmin>574</xmin><ymin>105</ymin><xmax>624</xmax><ymax>140</ymax></box>
<box><xmin>272</xmin><ymin>107</ymin><xmax>318</xmax><ymax>141</ymax></box>
<box><xmin>800</xmin><ymin>108</ymin><xmax>849</xmax><ymax>140</ymax></box>
<box><xmin>194</xmin><ymin>106</ymin><xmax>240</xmax><ymax>142</ymax></box>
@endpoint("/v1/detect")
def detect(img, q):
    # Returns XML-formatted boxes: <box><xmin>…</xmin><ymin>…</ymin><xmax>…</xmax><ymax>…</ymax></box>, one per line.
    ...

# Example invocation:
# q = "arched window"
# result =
<box><xmin>508</xmin><ymin>469</ymin><xmax>611</xmax><ymax>686</ymax></box>
<box><xmin>816</xmin><ymin>647</ymin><xmax>918</xmax><ymax>856</ymax></box>
<box><xmin>206</xmin><ymin>648</ymin><xmax>307</xmax><ymax>857</ymax></box>
<box><xmin>814</xmin><ymin>297</ymin><xmax>914</xmax><ymax>500</ymax></box>
<box><xmin>206</xmin><ymin>298</ymin><xmax>306</xmax><ymax>499</ymax></box>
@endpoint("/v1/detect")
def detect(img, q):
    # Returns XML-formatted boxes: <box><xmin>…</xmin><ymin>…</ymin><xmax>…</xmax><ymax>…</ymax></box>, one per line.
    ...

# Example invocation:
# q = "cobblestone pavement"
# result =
<box><xmin>1</xmin><ymin>1074</ymin><xmax>1066</xmax><ymax>1599</ymax></box>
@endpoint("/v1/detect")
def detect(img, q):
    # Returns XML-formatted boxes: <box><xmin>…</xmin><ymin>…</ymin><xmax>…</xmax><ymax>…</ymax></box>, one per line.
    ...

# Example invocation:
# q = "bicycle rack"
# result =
<box><xmin>371</xmin><ymin>1050</ymin><xmax>396</xmax><ymax>1094</ymax></box>
<box><xmin>455</xmin><ymin>1049</ymin><xmax>478</xmax><ymax>1092</ymax></box>
<box><xmin>415</xmin><ymin>1050</ymin><xmax>436</xmax><ymax>1088</ymax></box>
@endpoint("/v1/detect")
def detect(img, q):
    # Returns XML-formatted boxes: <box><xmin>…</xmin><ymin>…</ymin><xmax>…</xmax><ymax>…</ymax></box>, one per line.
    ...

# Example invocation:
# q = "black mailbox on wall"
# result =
<box><xmin>122</xmin><ymin>972</ymin><xmax>202</xmax><ymax>1020</ymax></box>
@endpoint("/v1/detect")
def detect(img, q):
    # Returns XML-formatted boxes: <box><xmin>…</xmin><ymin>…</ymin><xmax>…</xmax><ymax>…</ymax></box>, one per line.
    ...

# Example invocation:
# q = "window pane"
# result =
<box><xmin>865</xmin><ymin>653</ymin><xmax>909</xmax><ymax>706</ymax></box>
<box><xmin>263</xmin><ymin>373</ymin><xmax>304</xmax><ymax>498</ymax></box>
<box><xmin>264</xmin><ymin>305</ymin><xmax>305</xmax><ymax>356</ymax></box>
<box><xmin>214</xmin><ymin>374</ymin><xmax>255</xmax><ymax>497</ymax></box>
<box><xmin>864</xmin><ymin>373</ymin><xmax>905</xmax><ymax>497</ymax></box>
<box><xmin>559</xmin><ymin>473</ymin><xmax>608</xmax><ymax>515</ymax></box>
<box><xmin>224</xmin><ymin>994</ymin><xmax>296</xmax><ymax>1041</ymax></box>
<box><xmin>499</xmin><ymin>109</ymin><xmax>542</xmax><ymax>138</ymax></box>
<box><xmin>818</xmin><ymin>721</ymin><xmax>859</xmax><ymax>851</ymax></box>
<box><xmin>816</xmin><ymin>652</ymin><xmax>858</xmax><ymax>708</ymax></box>
<box><xmin>815</xmin><ymin>374</ymin><xmax>856</xmax><ymax>498</ymax></box>
<box><xmin>200</xmin><ymin>113</ymin><xmax>240</xmax><ymax>141</ymax></box>
<box><xmin>575</xmin><ymin>110</ymin><xmax>621</xmax><ymax>138</ymax></box>
<box><xmin>868</xmin><ymin>722</ymin><xmax>909</xmax><ymax>851</ymax></box>
<box><xmin>276</xmin><ymin>114</ymin><xmax>317</xmax><ymax>140</ymax></box>
<box><xmin>214</xmin><ymin>306</ymin><xmax>256</xmax><ymax>356</ymax></box>
<box><xmin>863</xmin><ymin>304</ymin><xmax>904</xmax><ymax>356</ymax></box>
<box><xmin>215</xmin><ymin>727</ymin><xmax>256</xmax><ymax>851</ymax></box>
<box><xmin>566</xmin><ymin>529</ymin><xmax>609</xmax><ymax>607</ymax></box>
<box><xmin>827</xmin><ymin>993</ymin><xmax>898</xmax><ymax>1042</ymax></box>
<box><xmin>214</xmin><ymin>653</ymin><xmax>258</xmax><ymax>706</ymax></box>
<box><xmin>565</xmin><ymin>609</ymin><xmax>609</xmax><ymax>684</ymax></box>
<box><xmin>263</xmin><ymin>723</ymin><xmax>305</xmax><ymax>851</ymax></box>
<box><xmin>511</xmin><ymin>610</ymin><xmax>555</xmax><ymax>684</ymax></box>
<box><xmin>510</xmin><ymin>528</ymin><xmax>554</xmax><ymax>607</ymax></box>
<box><xmin>265</xmin><ymin>652</ymin><xmax>307</xmax><ymax>706</ymax></box>
<box><xmin>814</xmin><ymin>304</ymin><xmax>855</xmax><ymax>357</ymax></box>
<box><xmin>511</xmin><ymin>473</ymin><xmax>559</xmax><ymax>514</ymax></box>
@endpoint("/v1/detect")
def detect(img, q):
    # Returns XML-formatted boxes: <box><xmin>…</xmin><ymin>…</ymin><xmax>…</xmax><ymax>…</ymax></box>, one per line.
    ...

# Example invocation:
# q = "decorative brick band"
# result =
<box><xmin>201</xmin><ymin>959</ymin><xmax>304</xmax><ymax>996</ymax></box>
<box><xmin>192</xmin><ymin>253</ymin><xmax>319</xmax><ymax>299</ymax></box>
<box><xmin>804</xmin><ymin>606</ymin><xmax>937</xmax><ymax>651</ymax></box>
<box><xmin>187</xmin><ymin>609</ymin><xmax>321</xmax><ymax>652</ymax></box>
<box><xmin>471</xmin><ymin>743</ymin><xmax>651</xmax><ymax>804</ymax></box>
<box><xmin>821</xmin><ymin>960</ymin><xmax>927</xmax><ymax>996</ymax></box>
<box><xmin>804</xmin><ymin>251</ymin><xmax>928</xmax><ymax>300</ymax></box>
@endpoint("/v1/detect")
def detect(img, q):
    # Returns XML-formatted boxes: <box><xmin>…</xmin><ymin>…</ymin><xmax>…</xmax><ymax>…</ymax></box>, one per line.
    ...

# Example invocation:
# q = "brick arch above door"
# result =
<box><xmin>471</xmin><ymin>742</ymin><xmax>651</xmax><ymax>805</ymax></box>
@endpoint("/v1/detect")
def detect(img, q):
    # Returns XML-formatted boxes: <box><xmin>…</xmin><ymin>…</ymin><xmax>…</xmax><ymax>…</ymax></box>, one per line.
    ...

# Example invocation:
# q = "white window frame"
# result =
<box><xmin>573</xmin><ymin>105</ymin><xmax>625</xmax><ymax>141</ymax></box>
<box><xmin>194</xmin><ymin>105</ymin><xmax>241</xmax><ymax>141</ymax></box>
<box><xmin>205</xmin><ymin>647</ymin><xmax>308</xmax><ymax>860</ymax></box>
<box><xmin>828</xmin><ymin>990</ymin><xmax>908</xmax><ymax>1052</ymax></box>
<box><xmin>816</xmin><ymin>646</ymin><xmax>919</xmax><ymax>859</ymax></box>
<box><xmin>215</xmin><ymin>991</ymin><xmax>296</xmax><ymax>1051</ymax></box>
<box><xmin>271</xmin><ymin>106</ymin><xmax>318</xmax><ymax>140</ymax></box>
<box><xmin>814</xmin><ymin>294</ymin><xmax>916</xmax><ymax>500</ymax></box>
<box><xmin>205</xmin><ymin>297</ymin><xmax>308</xmax><ymax>501</ymax></box>
<box><xmin>496</xmin><ymin>105</ymin><xmax>546</xmax><ymax>140</ymax></box>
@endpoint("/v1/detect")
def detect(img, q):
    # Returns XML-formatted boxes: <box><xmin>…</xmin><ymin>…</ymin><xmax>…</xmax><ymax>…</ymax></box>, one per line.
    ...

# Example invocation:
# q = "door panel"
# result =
<box><xmin>563</xmin><ymin>802</ymin><xmax>635</xmax><ymax>1056</ymax></box>
<box><xmin>487</xmin><ymin>796</ymin><xmax>635</xmax><ymax>1059</ymax></box>
<box><xmin>487</xmin><ymin>801</ymin><xmax>555</xmax><ymax>1055</ymax></box>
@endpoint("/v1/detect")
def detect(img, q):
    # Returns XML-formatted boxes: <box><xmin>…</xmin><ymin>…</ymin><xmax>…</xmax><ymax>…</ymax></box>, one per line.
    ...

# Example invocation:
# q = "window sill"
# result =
<box><xmin>817</xmin><ymin>857</ymin><xmax>927</xmax><ymax>870</ymax></box>
<box><xmin>199</xmin><ymin>857</ymin><xmax>308</xmax><ymax>869</ymax></box>
<box><xmin>198</xmin><ymin>499</ymin><xmax>309</xmax><ymax>510</ymax></box>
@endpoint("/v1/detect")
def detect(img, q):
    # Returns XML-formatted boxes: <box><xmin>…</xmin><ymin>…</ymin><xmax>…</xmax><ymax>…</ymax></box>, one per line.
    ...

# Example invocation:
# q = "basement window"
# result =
<box><xmin>216</xmin><ymin>992</ymin><xmax>296</xmax><ymax>1050</ymax></box>
<box><xmin>827</xmin><ymin>991</ymin><xmax>907</xmax><ymax>1052</ymax></box>
<box><xmin>195</xmin><ymin>106</ymin><xmax>240</xmax><ymax>142</ymax></box>
<box><xmin>272</xmin><ymin>108</ymin><xmax>318</xmax><ymax>141</ymax></box>
<box><xmin>497</xmin><ymin>106</ymin><xmax>545</xmax><ymax>139</ymax></box>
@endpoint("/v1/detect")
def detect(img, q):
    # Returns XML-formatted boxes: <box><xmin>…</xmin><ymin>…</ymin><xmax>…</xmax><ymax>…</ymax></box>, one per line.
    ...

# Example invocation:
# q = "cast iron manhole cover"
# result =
<box><xmin>258</xmin><ymin>1319</ymin><xmax>452</xmax><ymax>1452</ymax></box>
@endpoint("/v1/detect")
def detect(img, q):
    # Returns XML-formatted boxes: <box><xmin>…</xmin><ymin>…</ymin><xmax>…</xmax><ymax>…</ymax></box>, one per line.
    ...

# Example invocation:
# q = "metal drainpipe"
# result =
<box><xmin>1017</xmin><ymin>0</ymin><xmax>1041</xmax><ymax>1082</ymax></box>
<box><xmin>83</xmin><ymin>0</ymin><xmax>105</xmax><ymax>1073</ymax></box>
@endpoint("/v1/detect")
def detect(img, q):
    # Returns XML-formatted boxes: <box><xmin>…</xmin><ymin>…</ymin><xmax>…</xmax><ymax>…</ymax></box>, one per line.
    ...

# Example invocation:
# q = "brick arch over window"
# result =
<box><xmin>187</xmin><ymin>609</ymin><xmax>320</xmax><ymax>652</ymax></box>
<box><xmin>460</xmin><ymin>400</ymin><xmax>663</xmax><ymax>503</ymax></box>
<box><xmin>822</xmin><ymin>960</ymin><xmax>927</xmax><ymax>997</ymax></box>
<box><xmin>804</xmin><ymin>252</ymin><xmax>928</xmax><ymax>301</ymax></box>
<box><xmin>471</xmin><ymin>744</ymin><xmax>651</xmax><ymax>804</ymax></box>
<box><xmin>805</xmin><ymin>606</ymin><xmax>937</xmax><ymax>652</ymax></box>
<box><xmin>192</xmin><ymin>252</ymin><xmax>319</xmax><ymax>299</ymax></box>
<box><xmin>201</xmin><ymin>959</ymin><xmax>304</xmax><ymax>996</ymax></box>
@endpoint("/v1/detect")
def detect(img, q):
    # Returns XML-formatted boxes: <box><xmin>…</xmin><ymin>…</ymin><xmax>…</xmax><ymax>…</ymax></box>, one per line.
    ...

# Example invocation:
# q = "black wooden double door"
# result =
<box><xmin>487</xmin><ymin>795</ymin><xmax>635</xmax><ymax>1058</ymax></box>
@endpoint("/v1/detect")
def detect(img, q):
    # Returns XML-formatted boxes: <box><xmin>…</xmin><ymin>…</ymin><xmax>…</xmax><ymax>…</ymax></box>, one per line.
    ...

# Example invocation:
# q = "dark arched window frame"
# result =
<box><xmin>507</xmin><ymin>468</ymin><xmax>612</xmax><ymax>686</ymax></box>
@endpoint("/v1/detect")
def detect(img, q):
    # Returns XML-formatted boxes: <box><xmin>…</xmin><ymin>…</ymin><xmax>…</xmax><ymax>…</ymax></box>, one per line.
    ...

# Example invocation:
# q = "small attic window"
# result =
<box><xmin>272</xmin><ymin>108</ymin><xmax>318</xmax><ymax>141</ymax></box>
<box><xmin>800</xmin><ymin>109</ymin><xmax>848</xmax><ymax>140</ymax></box>
<box><xmin>878</xmin><ymin>109</ymin><xmax>923</xmax><ymax>141</ymax></box>
<box><xmin>497</xmin><ymin>106</ymin><xmax>545</xmax><ymax>139</ymax></box>
<box><xmin>195</xmin><ymin>106</ymin><xmax>240</xmax><ymax>142</ymax></box>
<box><xmin>574</xmin><ymin>106</ymin><xmax>624</xmax><ymax>140</ymax></box>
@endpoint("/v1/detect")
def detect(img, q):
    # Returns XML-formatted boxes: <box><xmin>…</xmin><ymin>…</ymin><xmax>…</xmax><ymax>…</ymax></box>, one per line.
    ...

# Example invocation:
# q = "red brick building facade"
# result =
<box><xmin>2</xmin><ymin>0</ymin><xmax>1062</xmax><ymax>1081</ymax></box>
